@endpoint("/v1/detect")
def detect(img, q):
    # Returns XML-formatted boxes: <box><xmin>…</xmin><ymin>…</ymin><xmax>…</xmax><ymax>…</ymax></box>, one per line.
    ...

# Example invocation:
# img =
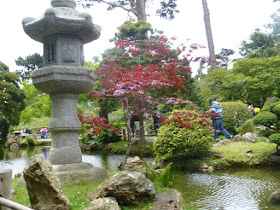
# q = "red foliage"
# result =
<box><xmin>161</xmin><ymin>110</ymin><xmax>215</xmax><ymax>131</ymax></box>
<box><xmin>78</xmin><ymin>113</ymin><xmax>121</xmax><ymax>136</ymax></box>
<box><xmin>82</xmin><ymin>36</ymin><xmax>211</xmax><ymax>135</ymax></box>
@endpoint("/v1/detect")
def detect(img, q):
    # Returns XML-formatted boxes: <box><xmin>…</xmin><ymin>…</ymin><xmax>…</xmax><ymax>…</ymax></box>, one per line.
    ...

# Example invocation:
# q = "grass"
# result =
<box><xmin>211</xmin><ymin>141</ymin><xmax>276</xmax><ymax>164</ymax></box>
<box><xmin>12</xmin><ymin>177</ymin><xmax>30</xmax><ymax>206</ymax></box>
<box><xmin>12</xmin><ymin>177</ymin><xmax>103</xmax><ymax>210</ymax></box>
<box><xmin>158</xmin><ymin>140</ymin><xmax>277</xmax><ymax>171</ymax></box>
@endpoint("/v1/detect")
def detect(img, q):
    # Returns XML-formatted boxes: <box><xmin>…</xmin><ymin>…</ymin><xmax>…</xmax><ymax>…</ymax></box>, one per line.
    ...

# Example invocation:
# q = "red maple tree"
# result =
<box><xmin>80</xmin><ymin>35</ymin><xmax>209</xmax><ymax>143</ymax></box>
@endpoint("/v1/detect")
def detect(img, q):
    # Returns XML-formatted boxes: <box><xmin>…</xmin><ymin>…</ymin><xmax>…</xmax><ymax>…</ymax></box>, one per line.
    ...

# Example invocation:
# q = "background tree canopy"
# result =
<box><xmin>198</xmin><ymin>57</ymin><xmax>280</xmax><ymax>108</ymax></box>
<box><xmin>0</xmin><ymin>61</ymin><xmax>25</xmax><ymax>144</ymax></box>
<box><xmin>15</xmin><ymin>53</ymin><xmax>43</xmax><ymax>82</ymax></box>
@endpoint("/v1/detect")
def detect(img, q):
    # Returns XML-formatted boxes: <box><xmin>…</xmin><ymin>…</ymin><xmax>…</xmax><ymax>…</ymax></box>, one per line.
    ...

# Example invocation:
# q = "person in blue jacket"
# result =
<box><xmin>209</xmin><ymin>98</ymin><xmax>232</xmax><ymax>140</ymax></box>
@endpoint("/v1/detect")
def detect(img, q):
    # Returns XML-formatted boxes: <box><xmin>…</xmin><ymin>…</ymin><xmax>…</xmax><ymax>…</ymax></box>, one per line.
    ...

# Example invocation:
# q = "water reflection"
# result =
<box><xmin>174</xmin><ymin>170</ymin><xmax>280</xmax><ymax>210</ymax></box>
<box><xmin>0</xmin><ymin>146</ymin><xmax>153</xmax><ymax>177</ymax></box>
<box><xmin>1</xmin><ymin>146</ymin><xmax>280</xmax><ymax>209</ymax></box>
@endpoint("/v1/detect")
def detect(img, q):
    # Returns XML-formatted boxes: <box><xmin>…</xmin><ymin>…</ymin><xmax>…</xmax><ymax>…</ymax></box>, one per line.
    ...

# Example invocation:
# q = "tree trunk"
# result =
<box><xmin>201</xmin><ymin>0</ymin><xmax>217</xmax><ymax>71</ymax></box>
<box><xmin>139</xmin><ymin>111</ymin><xmax>146</xmax><ymax>143</ymax></box>
<box><xmin>136</xmin><ymin>0</ymin><xmax>146</xmax><ymax>21</ymax></box>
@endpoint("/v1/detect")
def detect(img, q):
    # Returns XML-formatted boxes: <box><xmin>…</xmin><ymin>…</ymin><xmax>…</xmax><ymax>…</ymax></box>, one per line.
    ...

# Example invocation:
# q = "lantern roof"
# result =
<box><xmin>22</xmin><ymin>0</ymin><xmax>101</xmax><ymax>44</ymax></box>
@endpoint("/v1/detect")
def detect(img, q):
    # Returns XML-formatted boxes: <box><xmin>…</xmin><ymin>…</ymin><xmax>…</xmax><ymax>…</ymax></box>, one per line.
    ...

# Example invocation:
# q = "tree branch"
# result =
<box><xmin>127</xmin><ymin>0</ymin><xmax>136</xmax><ymax>7</ymax></box>
<box><xmin>101</xmin><ymin>0</ymin><xmax>137</xmax><ymax>16</ymax></box>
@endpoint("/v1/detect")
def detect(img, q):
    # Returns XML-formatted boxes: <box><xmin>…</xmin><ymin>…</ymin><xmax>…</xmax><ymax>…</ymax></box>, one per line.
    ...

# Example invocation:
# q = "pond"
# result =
<box><xmin>1</xmin><ymin>146</ymin><xmax>280</xmax><ymax>209</ymax></box>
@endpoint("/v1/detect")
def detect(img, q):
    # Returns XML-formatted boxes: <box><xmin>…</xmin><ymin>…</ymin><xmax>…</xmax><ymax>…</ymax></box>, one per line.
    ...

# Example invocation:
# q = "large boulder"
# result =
<box><xmin>232</xmin><ymin>134</ymin><xmax>242</xmax><ymax>142</ymax></box>
<box><xmin>10</xmin><ymin>142</ymin><xmax>19</xmax><ymax>151</ymax></box>
<box><xmin>53</xmin><ymin>162</ymin><xmax>109</xmax><ymax>184</ymax></box>
<box><xmin>23</xmin><ymin>155</ymin><xmax>71</xmax><ymax>210</ymax></box>
<box><xmin>269</xmin><ymin>188</ymin><xmax>280</xmax><ymax>204</ymax></box>
<box><xmin>6</xmin><ymin>137</ymin><xmax>17</xmax><ymax>147</ymax></box>
<box><xmin>87</xmin><ymin>171</ymin><xmax>155</xmax><ymax>206</ymax></box>
<box><xmin>120</xmin><ymin>156</ymin><xmax>148</xmax><ymax>176</ymax></box>
<box><xmin>84</xmin><ymin>197</ymin><xmax>120</xmax><ymax>210</ymax></box>
<box><xmin>152</xmin><ymin>188</ymin><xmax>184</xmax><ymax>210</ymax></box>
<box><xmin>242</xmin><ymin>132</ymin><xmax>256</xmax><ymax>143</ymax></box>
<box><xmin>267</xmin><ymin>150</ymin><xmax>280</xmax><ymax>165</ymax></box>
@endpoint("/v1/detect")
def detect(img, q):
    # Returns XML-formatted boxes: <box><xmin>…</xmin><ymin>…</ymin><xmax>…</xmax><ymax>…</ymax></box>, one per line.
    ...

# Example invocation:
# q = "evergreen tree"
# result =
<box><xmin>0</xmin><ymin>61</ymin><xmax>25</xmax><ymax>144</ymax></box>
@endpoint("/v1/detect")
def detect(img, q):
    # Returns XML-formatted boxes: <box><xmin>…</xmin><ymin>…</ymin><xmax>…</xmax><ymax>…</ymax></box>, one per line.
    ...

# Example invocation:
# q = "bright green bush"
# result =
<box><xmin>253</xmin><ymin>111</ymin><xmax>278</xmax><ymax>127</ymax></box>
<box><xmin>221</xmin><ymin>102</ymin><xmax>252</xmax><ymax>134</ymax></box>
<box><xmin>253</xmin><ymin>101</ymin><xmax>280</xmax><ymax>150</ymax></box>
<box><xmin>26</xmin><ymin>136</ymin><xmax>37</xmax><ymax>146</ymax></box>
<box><xmin>153</xmin><ymin>110</ymin><xmax>213</xmax><ymax>158</ymax></box>
<box><xmin>268</xmin><ymin>133</ymin><xmax>280</xmax><ymax>151</ymax></box>
<box><xmin>19</xmin><ymin>139</ymin><xmax>29</xmax><ymax>147</ymax></box>
<box><xmin>236</xmin><ymin>118</ymin><xmax>255</xmax><ymax>135</ymax></box>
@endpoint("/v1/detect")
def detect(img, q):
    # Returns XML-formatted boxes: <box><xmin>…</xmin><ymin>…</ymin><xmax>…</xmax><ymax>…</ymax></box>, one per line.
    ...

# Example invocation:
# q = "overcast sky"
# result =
<box><xmin>0</xmin><ymin>0</ymin><xmax>278</xmax><ymax>76</ymax></box>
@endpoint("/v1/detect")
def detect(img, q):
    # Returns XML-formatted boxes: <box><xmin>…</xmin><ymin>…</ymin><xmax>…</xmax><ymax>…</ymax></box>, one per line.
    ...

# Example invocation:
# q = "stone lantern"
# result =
<box><xmin>22</xmin><ymin>0</ymin><xmax>101</xmax><ymax>170</ymax></box>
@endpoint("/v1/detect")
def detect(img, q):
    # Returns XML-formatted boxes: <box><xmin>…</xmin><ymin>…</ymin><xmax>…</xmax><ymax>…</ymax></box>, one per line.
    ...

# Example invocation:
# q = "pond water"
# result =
<box><xmin>1</xmin><ymin>146</ymin><xmax>280</xmax><ymax>209</ymax></box>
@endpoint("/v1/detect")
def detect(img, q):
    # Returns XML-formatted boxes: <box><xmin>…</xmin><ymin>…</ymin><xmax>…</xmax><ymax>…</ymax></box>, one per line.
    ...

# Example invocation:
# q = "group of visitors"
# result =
<box><xmin>127</xmin><ymin>98</ymin><xmax>260</xmax><ymax>141</ymax></box>
<box><xmin>21</xmin><ymin>126</ymin><xmax>49</xmax><ymax>139</ymax></box>
<box><xmin>21</xmin><ymin>126</ymin><xmax>31</xmax><ymax>137</ymax></box>
<box><xmin>247</xmin><ymin>104</ymin><xmax>260</xmax><ymax>117</ymax></box>
<box><xmin>129</xmin><ymin>111</ymin><xmax>161</xmax><ymax>137</ymax></box>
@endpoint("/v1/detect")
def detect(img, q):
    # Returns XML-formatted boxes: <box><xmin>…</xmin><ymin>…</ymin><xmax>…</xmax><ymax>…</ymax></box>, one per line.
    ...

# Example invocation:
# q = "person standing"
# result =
<box><xmin>249</xmin><ymin>104</ymin><xmax>256</xmax><ymax>117</ymax></box>
<box><xmin>209</xmin><ymin>98</ymin><xmax>232</xmax><ymax>140</ymax></box>
<box><xmin>152</xmin><ymin>111</ymin><xmax>161</xmax><ymax>136</ymax></box>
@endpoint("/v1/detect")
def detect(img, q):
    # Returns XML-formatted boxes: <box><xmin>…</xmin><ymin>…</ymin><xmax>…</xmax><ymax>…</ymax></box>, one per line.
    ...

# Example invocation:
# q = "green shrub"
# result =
<box><xmin>19</xmin><ymin>139</ymin><xmax>29</xmax><ymax>147</ymax></box>
<box><xmin>146</xmin><ymin>117</ymin><xmax>155</xmax><ymax>135</ymax></box>
<box><xmin>272</xmin><ymin>104</ymin><xmax>280</xmax><ymax>115</ymax></box>
<box><xmin>0</xmin><ymin>145</ymin><xmax>4</xmax><ymax>159</ymax></box>
<box><xmin>108</xmin><ymin>109</ymin><xmax>126</xmax><ymax>123</ymax></box>
<box><xmin>258</xmin><ymin>129</ymin><xmax>275</xmax><ymax>137</ymax></box>
<box><xmin>221</xmin><ymin>102</ymin><xmax>252</xmax><ymax>134</ymax></box>
<box><xmin>253</xmin><ymin>111</ymin><xmax>278</xmax><ymax>127</ymax></box>
<box><xmin>236</xmin><ymin>119</ymin><xmax>255</xmax><ymax>135</ymax></box>
<box><xmin>0</xmin><ymin>116</ymin><xmax>9</xmax><ymax>145</ymax></box>
<box><xmin>79</xmin><ymin>124</ymin><xmax>92</xmax><ymax>135</ymax></box>
<box><xmin>144</xmin><ymin>160</ymin><xmax>175</xmax><ymax>189</ymax></box>
<box><xmin>96</xmin><ymin>128</ymin><xmax>122</xmax><ymax>144</ymax></box>
<box><xmin>26</xmin><ymin>136</ymin><xmax>37</xmax><ymax>146</ymax></box>
<box><xmin>261</xmin><ymin>103</ymin><xmax>276</xmax><ymax>112</ymax></box>
<box><xmin>268</xmin><ymin>133</ymin><xmax>280</xmax><ymax>151</ymax></box>
<box><xmin>153</xmin><ymin>110</ymin><xmax>213</xmax><ymax>158</ymax></box>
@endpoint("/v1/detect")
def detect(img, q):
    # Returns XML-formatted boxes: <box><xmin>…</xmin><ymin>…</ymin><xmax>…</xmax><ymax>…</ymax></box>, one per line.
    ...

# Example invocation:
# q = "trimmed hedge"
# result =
<box><xmin>221</xmin><ymin>102</ymin><xmax>252</xmax><ymax>134</ymax></box>
<box><xmin>253</xmin><ymin>111</ymin><xmax>278</xmax><ymax>127</ymax></box>
<box><xmin>236</xmin><ymin>118</ymin><xmax>255</xmax><ymax>135</ymax></box>
<box><xmin>153</xmin><ymin>110</ymin><xmax>213</xmax><ymax>158</ymax></box>
<box><xmin>268</xmin><ymin>133</ymin><xmax>280</xmax><ymax>150</ymax></box>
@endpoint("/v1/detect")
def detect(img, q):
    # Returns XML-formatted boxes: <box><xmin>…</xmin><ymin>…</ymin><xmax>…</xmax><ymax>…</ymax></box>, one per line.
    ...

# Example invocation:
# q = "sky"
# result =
<box><xmin>0</xmin><ymin>0</ymin><xmax>278</xmax><ymax>76</ymax></box>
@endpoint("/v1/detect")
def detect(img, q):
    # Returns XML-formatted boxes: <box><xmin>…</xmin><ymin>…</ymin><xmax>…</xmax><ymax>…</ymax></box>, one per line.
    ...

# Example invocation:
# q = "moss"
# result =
<box><xmin>211</xmin><ymin>141</ymin><xmax>276</xmax><ymax>166</ymax></box>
